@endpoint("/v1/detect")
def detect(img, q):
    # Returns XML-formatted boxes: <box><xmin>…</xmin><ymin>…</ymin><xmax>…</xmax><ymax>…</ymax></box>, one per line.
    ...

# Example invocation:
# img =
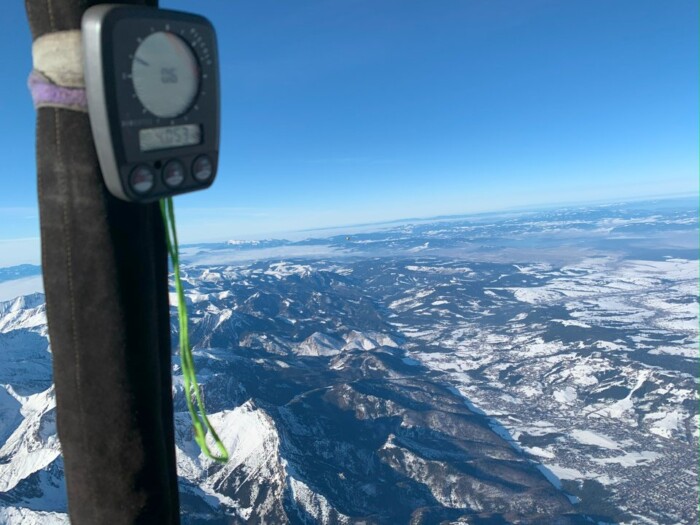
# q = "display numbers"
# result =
<box><xmin>138</xmin><ymin>124</ymin><xmax>201</xmax><ymax>152</ymax></box>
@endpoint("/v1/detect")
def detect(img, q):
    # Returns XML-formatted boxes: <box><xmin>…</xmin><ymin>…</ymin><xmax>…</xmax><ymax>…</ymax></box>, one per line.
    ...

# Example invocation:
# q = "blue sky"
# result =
<box><xmin>1</xmin><ymin>0</ymin><xmax>698</xmax><ymax>264</ymax></box>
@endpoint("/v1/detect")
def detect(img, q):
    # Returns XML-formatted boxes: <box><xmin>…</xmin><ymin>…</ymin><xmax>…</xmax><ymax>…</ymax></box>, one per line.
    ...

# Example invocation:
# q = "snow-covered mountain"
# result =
<box><xmin>0</xmin><ymin>198</ymin><xmax>697</xmax><ymax>524</ymax></box>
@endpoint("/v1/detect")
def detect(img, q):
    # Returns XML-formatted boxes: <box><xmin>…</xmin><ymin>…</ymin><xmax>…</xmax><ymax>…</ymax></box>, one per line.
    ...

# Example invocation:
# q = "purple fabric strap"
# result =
<box><xmin>28</xmin><ymin>70</ymin><xmax>87</xmax><ymax>112</ymax></box>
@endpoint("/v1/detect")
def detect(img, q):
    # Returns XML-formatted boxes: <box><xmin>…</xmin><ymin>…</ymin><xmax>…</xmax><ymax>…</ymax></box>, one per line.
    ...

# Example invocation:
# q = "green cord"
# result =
<box><xmin>160</xmin><ymin>197</ymin><xmax>229</xmax><ymax>463</ymax></box>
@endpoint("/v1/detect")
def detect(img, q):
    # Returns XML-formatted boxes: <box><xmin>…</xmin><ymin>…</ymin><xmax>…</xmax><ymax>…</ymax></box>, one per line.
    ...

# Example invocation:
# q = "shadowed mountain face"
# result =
<box><xmin>174</xmin><ymin>265</ymin><xmax>586</xmax><ymax>524</ymax></box>
<box><xmin>189</xmin><ymin>352</ymin><xmax>582</xmax><ymax>524</ymax></box>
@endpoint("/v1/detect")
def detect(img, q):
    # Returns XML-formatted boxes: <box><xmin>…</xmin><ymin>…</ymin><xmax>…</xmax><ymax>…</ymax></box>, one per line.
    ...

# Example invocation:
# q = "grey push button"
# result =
<box><xmin>130</xmin><ymin>165</ymin><xmax>155</xmax><ymax>194</ymax></box>
<box><xmin>192</xmin><ymin>155</ymin><xmax>213</xmax><ymax>182</ymax></box>
<box><xmin>162</xmin><ymin>160</ymin><xmax>186</xmax><ymax>187</ymax></box>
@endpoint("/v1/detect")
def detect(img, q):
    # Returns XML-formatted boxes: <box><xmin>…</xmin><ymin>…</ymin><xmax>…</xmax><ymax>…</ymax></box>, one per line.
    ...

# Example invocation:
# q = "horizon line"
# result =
<box><xmin>214</xmin><ymin>191</ymin><xmax>700</xmax><ymax>242</ymax></box>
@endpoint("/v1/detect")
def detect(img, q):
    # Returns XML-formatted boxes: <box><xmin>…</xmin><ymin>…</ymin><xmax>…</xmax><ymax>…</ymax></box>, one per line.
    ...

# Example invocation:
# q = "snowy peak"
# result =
<box><xmin>294</xmin><ymin>332</ymin><xmax>344</xmax><ymax>356</ymax></box>
<box><xmin>0</xmin><ymin>294</ymin><xmax>46</xmax><ymax>334</ymax></box>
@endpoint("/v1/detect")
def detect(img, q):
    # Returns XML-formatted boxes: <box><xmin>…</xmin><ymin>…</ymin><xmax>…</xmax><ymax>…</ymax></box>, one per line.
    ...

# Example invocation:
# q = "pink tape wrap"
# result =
<box><xmin>28</xmin><ymin>70</ymin><xmax>87</xmax><ymax>112</ymax></box>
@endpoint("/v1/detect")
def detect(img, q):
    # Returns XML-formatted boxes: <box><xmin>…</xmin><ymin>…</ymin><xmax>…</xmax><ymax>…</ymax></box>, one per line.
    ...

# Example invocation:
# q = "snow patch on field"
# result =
<box><xmin>645</xmin><ymin>411</ymin><xmax>684</xmax><ymax>439</ymax></box>
<box><xmin>523</xmin><ymin>446</ymin><xmax>555</xmax><ymax>459</ymax></box>
<box><xmin>553</xmin><ymin>319</ymin><xmax>591</xmax><ymax>328</ymax></box>
<box><xmin>553</xmin><ymin>387</ymin><xmax>577</xmax><ymax>404</ymax></box>
<box><xmin>592</xmin><ymin>451</ymin><xmax>662</xmax><ymax>467</ymax></box>
<box><xmin>544</xmin><ymin>463</ymin><xmax>589</xmax><ymax>481</ymax></box>
<box><xmin>570</xmin><ymin>430</ymin><xmax>620</xmax><ymax>450</ymax></box>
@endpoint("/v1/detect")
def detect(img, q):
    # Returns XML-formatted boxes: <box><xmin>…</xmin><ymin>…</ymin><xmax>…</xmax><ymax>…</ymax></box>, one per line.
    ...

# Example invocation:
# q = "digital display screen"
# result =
<box><xmin>139</xmin><ymin>124</ymin><xmax>201</xmax><ymax>152</ymax></box>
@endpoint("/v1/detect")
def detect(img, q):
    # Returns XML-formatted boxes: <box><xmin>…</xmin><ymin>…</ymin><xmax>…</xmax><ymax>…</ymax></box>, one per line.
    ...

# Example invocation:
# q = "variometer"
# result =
<box><xmin>82</xmin><ymin>5</ymin><xmax>219</xmax><ymax>202</ymax></box>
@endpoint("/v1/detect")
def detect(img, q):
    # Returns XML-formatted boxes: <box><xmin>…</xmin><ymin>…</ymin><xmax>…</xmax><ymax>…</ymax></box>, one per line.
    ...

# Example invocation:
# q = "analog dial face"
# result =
<box><xmin>131</xmin><ymin>31</ymin><xmax>199</xmax><ymax>118</ymax></box>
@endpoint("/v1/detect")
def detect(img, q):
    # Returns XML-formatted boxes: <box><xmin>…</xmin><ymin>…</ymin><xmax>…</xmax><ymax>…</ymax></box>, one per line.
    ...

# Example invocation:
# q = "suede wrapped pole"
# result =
<box><xmin>24</xmin><ymin>1</ymin><xmax>181</xmax><ymax>523</ymax></box>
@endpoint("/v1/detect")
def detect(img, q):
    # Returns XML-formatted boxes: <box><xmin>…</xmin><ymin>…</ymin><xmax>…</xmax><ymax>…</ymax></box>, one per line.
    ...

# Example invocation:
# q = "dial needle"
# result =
<box><xmin>134</xmin><ymin>56</ymin><xmax>150</xmax><ymax>66</ymax></box>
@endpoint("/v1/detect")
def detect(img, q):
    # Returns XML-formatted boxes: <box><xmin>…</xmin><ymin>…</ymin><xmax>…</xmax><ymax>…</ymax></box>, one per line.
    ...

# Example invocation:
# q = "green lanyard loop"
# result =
<box><xmin>160</xmin><ymin>197</ymin><xmax>228</xmax><ymax>463</ymax></box>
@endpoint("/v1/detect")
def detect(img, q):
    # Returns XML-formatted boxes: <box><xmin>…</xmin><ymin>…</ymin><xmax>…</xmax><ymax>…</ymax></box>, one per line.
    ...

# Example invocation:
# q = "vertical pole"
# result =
<box><xmin>24</xmin><ymin>1</ymin><xmax>181</xmax><ymax>523</ymax></box>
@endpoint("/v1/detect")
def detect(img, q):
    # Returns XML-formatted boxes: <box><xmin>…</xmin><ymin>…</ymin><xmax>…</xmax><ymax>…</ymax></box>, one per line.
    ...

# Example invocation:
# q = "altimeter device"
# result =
<box><xmin>82</xmin><ymin>5</ymin><xmax>219</xmax><ymax>202</ymax></box>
